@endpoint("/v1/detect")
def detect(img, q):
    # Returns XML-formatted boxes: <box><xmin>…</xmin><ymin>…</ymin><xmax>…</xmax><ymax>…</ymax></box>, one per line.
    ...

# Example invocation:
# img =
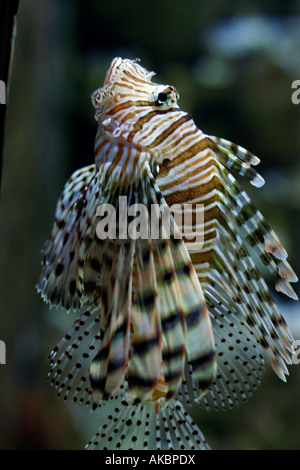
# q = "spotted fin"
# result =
<box><xmin>178</xmin><ymin>285</ymin><xmax>265</xmax><ymax>411</ymax></box>
<box><xmin>218</xmin><ymin>162</ymin><xmax>298</xmax><ymax>300</ymax></box>
<box><xmin>48</xmin><ymin>305</ymin><xmax>101</xmax><ymax>407</ymax></box>
<box><xmin>48</xmin><ymin>302</ymin><xmax>131</xmax><ymax>409</ymax></box>
<box><xmin>208</xmin><ymin>135</ymin><xmax>265</xmax><ymax>188</ymax></box>
<box><xmin>85</xmin><ymin>399</ymin><xmax>210</xmax><ymax>450</ymax></box>
<box><xmin>209</xmin><ymin>138</ymin><xmax>298</xmax><ymax>297</ymax></box>
<box><xmin>36</xmin><ymin>165</ymin><xmax>99</xmax><ymax>311</ymax></box>
<box><xmin>211</xmin><ymin>163</ymin><xmax>296</xmax><ymax>381</ymax></box>
<box><xmin>209</xmin><ymin>135</ymin><xmax>261</xmax><ymax>167</ymax></box>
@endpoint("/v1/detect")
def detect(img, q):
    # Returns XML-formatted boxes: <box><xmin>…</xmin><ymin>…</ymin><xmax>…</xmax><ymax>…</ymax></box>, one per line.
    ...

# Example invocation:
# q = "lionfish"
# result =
<box><xmin>37</xmin><ymin>58</ymin><xmax>298</xmax><ymax>450</ymax></box>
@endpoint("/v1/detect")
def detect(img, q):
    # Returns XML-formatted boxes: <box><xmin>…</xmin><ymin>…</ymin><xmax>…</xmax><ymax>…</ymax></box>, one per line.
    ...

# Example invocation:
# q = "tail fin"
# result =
<box><xmin>85</xmin><ymin>399</ymin><xmax>210</xmax><ymax>450</ymax></box>
<box><xmin>48</xmin><ymin>304</ymin><xmax>210</xmax><ymax>450</ymax></box>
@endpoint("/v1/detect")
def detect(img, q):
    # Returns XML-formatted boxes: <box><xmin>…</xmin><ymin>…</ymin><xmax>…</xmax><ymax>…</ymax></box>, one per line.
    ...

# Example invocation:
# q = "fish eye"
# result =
<box><xmin>155</xmin><ymin>91</ymin><xmax>168</xmax><ymax>106</ymax></box>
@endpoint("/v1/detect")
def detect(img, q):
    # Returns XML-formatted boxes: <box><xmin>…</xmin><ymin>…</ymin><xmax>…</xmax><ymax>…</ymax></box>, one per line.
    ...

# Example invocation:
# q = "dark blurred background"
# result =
<box><xmin>0</xmin><ymin>0</ymin><xmax>299</xmax><ymax>450</ymax></box>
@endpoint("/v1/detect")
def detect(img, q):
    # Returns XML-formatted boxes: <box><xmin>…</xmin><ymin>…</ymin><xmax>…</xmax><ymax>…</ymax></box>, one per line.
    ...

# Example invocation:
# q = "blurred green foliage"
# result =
<box><xmin>0</xmin><ymin>0</ymin><xmax>299</xmax><ymax>450</ymax></box>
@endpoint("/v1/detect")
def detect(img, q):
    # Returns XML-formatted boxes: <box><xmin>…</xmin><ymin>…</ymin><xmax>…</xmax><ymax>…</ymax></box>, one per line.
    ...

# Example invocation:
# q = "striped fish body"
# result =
<box><xmin>37</xmin><ymin>57</ymin><xmax>298</xmax><ymax>449</ymax></box>
<box><xmin>87</xmin><ymin>58</ymin><xmax>218</xmax><ymax>404</ymax></box>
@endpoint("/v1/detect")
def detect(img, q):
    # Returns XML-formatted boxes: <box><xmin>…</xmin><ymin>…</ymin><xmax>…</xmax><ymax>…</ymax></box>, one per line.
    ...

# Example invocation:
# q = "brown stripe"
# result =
<box><xmin>163</xmin><ymin>174</ymin><xmax>221</xmax><ymax>205</ymax></box>
<box><xmin>191</xmin><ymin>249</ymin><xmax>215</xmax><ymax>265</ymax></box>
<box><xmin>117</xmin><ymin>82</ymin><xmax>135</xmax><ymax>91</ymax></box>
<box><xmin>95</xmin><ymin>138</ymin><xmax>110</xmax><ymax>158</ymax></box>
<box><xmin>159</xmin><ymin>136</ymin><xmax>215</xmax><ymax>173</ymax></box>
<box><xmin>168</xmin><ymin>128</ymin><xmax>201</xmax><ymax>156</ymax></box>
<box><xmin>164</xmin><ymin>189</ymin><xmax>219</xmax><ymax>211</ymax></box>
<box><xmin>148</xmin><ymin>114</ymin><xmax>192</xmax><ymax>147</ymax></box>
<box><xmin>182</xmin><ymin>229</ymin><xmax>217</xmax><ymax>249</ymax></box>
<box><xmin>122</xmin><ymin>69</ymin><xmax>153</xmax><ymax>86</ymax></box>
<box><xmin>107</xmin><ymin>145</ymin><xmax>125</xmax><ymax>169</ymax></box>
<box><xmin>160</xmin><ymin>158</ymin><xmax>217</xmax><ymax>192</ymax></box>
<box><xmin>121</xmin><ymin>145</ymin><xmax>133</xmax><ymax>172</ymax></box>
<box><xmin>109</xmin><ymin>96</ymin><xmax>176</xmax><ymax>119</ymax></box>
<box><xmin>106</xmin><ymin>100</ymin><xmax>148</xmax><ymax>116</ymax></box>
<box><xmin>194</xmin><ymin>228</ymin><xmax>217</xmax><ymax>243</ymax></box>
<box><xmin>127</xmin><ymin>108</ymin><xmax>179</xmax><ymax>141</ymax></box>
